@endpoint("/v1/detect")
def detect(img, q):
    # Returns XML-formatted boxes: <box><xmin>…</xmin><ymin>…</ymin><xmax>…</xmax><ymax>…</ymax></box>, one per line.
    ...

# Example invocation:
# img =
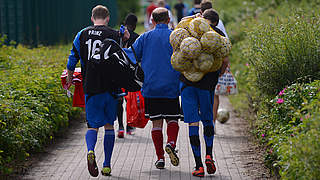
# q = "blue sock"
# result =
<box><xmin>203</xmin><ymin>120</ymin><xmax>215</xmax><ymax>156</ymax></box>
<box><xmin>85</xmin><ymin>129</ymin><xmax>98</xmax><ymax>152</ymax></box>
<box><xmin>189</xmin><ymin>125</ymin><xmax>203</xmax><ymax>168</ymax></box>
<box><xmin>103</xmin><ymin>129</ymin><xmax>115</xmax><ymax>167</ymax></box>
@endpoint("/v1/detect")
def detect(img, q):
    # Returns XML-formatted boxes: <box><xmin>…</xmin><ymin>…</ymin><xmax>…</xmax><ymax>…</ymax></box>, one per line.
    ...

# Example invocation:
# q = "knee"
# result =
<box><xmin>152</xmin><ymin>119</ymin><xmax>163</xmax><ymax>128</ymax></box>
<box><xmin>104</xmin><ymin>123</ymin><xmax>114</xmax><ymax>130</ymax></box>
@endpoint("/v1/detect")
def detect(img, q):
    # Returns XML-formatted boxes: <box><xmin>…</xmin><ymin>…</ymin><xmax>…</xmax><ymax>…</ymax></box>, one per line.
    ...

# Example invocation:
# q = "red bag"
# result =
<box><xmin>125</xmin><ymin>91</ymin><xmax>149</xmax><ymax>128</ymax></box>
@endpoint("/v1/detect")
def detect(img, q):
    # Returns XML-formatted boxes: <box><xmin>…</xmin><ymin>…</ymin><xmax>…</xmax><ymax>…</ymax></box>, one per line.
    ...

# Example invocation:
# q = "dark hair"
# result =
<box><xmin>200</xmin><ymin>1</ymin><xmax>212</xmax><ymax>12</ymax></box>
<box><xmin>194</xmin><ymin>0</ymin><xmax>201</xmax><ymax>5</ymax></box>
<box><xmin>203</xmin><ymin>9</ymin><xmax>219</xmax><ymax>25</ymax></box>
<box><xmin>92</xmin><ymin>5</ymin><xmax>109</xmax><ymax>20</ymax></box>
<box><xmin>152</xmin><ymin>9</ymin><xmax>169</xmax><ymax>23</ymax></box>
<box><xmin>124</xmin><ymin>13</ymin><xmax>138</xmax><ymax>30</ymax></box>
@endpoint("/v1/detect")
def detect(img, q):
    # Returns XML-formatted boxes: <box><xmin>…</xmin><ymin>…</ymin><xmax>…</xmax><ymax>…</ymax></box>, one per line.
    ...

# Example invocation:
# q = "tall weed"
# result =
<box><xmin>247</xmin><ymin>12</ymin><xmax>320</xmax><ymax>96</ymax></box>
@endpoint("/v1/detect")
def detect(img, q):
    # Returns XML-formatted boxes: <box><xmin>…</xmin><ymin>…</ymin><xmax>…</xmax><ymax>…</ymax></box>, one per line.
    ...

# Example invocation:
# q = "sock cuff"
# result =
<box><xmin>168</xmin><ymin>120</ymin><xmax>178</xmax><ymax>125</ymax></box>
<box><xmin>152</xmin><ymin>128</ymin><xmax>162</xmax><ymax>132</ymax></box>
<box><xmin>87</xmin><ymin>129</ymin><xmax>98</xmax><ymax>134</ymax></box>
<box><xmin>105</xmin><ymin>129</ymin><xmax>115</xmax><ymax>135</ymax></box>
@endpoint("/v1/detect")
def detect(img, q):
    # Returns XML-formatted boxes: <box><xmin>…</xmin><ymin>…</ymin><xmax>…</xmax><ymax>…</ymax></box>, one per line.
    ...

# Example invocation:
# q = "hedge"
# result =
<box><xmin>0</xmin><ymin>37</ymin><xmax>79</xmax><ymax>174</ymax></box>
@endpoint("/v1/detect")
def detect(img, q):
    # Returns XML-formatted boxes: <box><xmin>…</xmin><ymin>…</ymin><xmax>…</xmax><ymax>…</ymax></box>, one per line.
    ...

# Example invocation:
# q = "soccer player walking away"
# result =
<box><xmin>66</xmin><ymin>5</ymin><xmax>129</xmax><ymax>177</ymax></box>
<box><xmin>180</xmin><ymin>8</ymin><xmax>229</xmax><ymax>177</ymax></box>
<box><xmin>117</xmin><ymin>13</ymin><xmax>140</xmax><ymax>138</ymax></box>
<box><xmin>127</xmin><ymin>7</ymin><xmax>181</xmax><ymax>169</ymax></box>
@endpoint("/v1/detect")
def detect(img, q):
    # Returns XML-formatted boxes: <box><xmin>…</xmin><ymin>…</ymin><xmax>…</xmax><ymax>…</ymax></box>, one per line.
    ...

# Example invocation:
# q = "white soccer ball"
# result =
<box><xmin>200</xmin><ymin>31</ymin><xmax>223</xmax><ymax>54</ymax></box>
<box><xmin>176</xmin><ymin>17</ymin><xmax>193</xmax><ymax>30</ymax></box>
<box><xmin>170</xmin><ymin>28</ymin><xmax>190</xmax><ymax>51</ymax></box>
<box><xmin>215</xmin><ymin>37</ymin><xmax>232</xmax><ymax>58</ymax></box>
<box><xmin>188</xmin><ymin>17</ymin><xmax>212</xmax><ymax>39</ymax></box>
<box><xmin>171</xmin><ymin>51</ymin><xmax>193</xmax><ymax>72</ymax></box>
<box><xmin>183</xmin><ymin>66</ymin><xmax>204</xmax><ymax>82</ymax></box>
<box><xmin>217</xmin><ymin>109</ymin><xmax>230</xmax><ymax>124</ymax></box>
<box><xmin>209</xmin><ymin>57</ymin><xmax>223</xmax><ymax>72</ymax></box>
<box><xmin>180</xmin><ymin>37</ymin><xmax>201</xmax><ymax>59</ymax></box>
<box><xmin>193</xmin><ymin>53</ymin><xmax>214</xmax><ymax>73</ymax></box>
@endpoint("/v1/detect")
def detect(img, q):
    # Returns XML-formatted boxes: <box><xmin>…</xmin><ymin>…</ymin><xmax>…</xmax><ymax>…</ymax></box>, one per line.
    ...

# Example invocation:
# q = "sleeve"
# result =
<box><xmin>217</xmin><ymin>20</ymin><xmax>229</xmax><ymax>39</ymax></box>
<box><xmin>123</xmin><ymin>48</ymin><xmax>136</xmax><ymax>64</ymax></box>
<box><xmin>67</xmin><ymin>31</ymin><xmax>81</xmax><ymax>71</ymax></box>
<box><xmin>131</xmin><ymin>34</ymin><xmax>144</xmax><ymax>62</ymax></box>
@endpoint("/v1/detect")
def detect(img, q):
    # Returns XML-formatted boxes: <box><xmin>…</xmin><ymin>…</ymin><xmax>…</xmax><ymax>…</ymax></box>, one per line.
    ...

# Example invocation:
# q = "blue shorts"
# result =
<box><xmin>85</xmin><ymin>92</ymin><xmax>118</xmax><ymax>128</ymax></box>
<box><xmin>180</xmin><ymin>82</ymin><xmax>215</xmax><ymax>123</ymax></box>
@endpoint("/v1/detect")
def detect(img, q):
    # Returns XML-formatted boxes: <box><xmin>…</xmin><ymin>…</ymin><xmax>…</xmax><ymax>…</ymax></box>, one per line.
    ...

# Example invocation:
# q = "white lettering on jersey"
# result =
<box><xmin>88</xmin><ymin>30</ymin><xmax>102</xmax><ymax>36</ymax></box>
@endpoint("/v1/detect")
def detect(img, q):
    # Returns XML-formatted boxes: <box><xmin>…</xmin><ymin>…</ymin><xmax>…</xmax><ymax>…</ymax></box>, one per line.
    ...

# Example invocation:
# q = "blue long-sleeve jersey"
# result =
<box><xmin>131</xmin><ymin>24</ymin><xmax>180</xmax><ymax>98</ymax></box>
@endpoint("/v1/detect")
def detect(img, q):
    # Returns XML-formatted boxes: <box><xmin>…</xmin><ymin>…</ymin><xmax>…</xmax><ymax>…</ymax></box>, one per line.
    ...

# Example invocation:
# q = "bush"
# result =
<box><xmin>0</xmin><ymin>43</ymin><xmax>79</xmax><ymax>174</ymax></box>
<box><xmin>247</xmin><ymin>12</ymin><xmax>320</xmax><ymax>96</ymax></box>
<box><xmin>255</xmin><ymin>81</ymin><xmax>320</xmax><ymax>177</ymax></box>
<box><xmin>278</xmin><ymin>90</ymin><xmax>320</xmax><ymax>179</ymax></box>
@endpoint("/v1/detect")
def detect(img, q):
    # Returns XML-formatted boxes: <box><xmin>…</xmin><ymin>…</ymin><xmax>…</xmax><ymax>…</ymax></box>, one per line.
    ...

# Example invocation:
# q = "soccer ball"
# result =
<box><xmin>180</xmin><ymin>37</ymin><xmax>201</xmax><ymax>59</ymax></box>
<box><xmin>188</xmin><ymin>17</ymin><xmax>212</xmax><ymax>39</ymax></box>
<box><xmin>171</xmin><ymin>51</ymin><xmax>193</xmax><ymax>72</ymax></box>
<box><xmin>170</xmin><ymin>28</ymin><xmax>190</xmax><ymax>51</ymax></box>
<box><xmin>209</xmin><ymin>57</ymin><xmax>223</xmax><ymax>72</ymax></box>
<box><xmin>193</xmin><ymin>53</ymin><xmax>214</xmax><ymax>73</ymax></box>
<box><xmin>215</xmin><ymin>37</ymin><xmax>232</xmax><ymax>58</ymax></box>
<box><xmin>217</xmin><ymin>109</ymin><xmax>230</xmax><ymax>124</ymax></box>
<box><xmin>176</xmin><ymin>17</ymin><xmax>193</xmax><ymax>30</ymax></box>
<box><xmin>183</xmin><ymin>66</ymin><xmax>204</xmax><ymax>82</ymax></box>
<box><xmin>200</xmin><ymin>31</ymin><xmax>223</xmax><ymax>54</ymax></box>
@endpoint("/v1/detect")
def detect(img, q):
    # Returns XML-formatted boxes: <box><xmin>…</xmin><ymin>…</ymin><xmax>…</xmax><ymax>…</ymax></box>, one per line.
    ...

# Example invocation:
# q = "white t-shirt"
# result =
<box><xmin>217</xmin><ymin>20</ymin><xmax>228</xmax><ymax>38</ymax></box>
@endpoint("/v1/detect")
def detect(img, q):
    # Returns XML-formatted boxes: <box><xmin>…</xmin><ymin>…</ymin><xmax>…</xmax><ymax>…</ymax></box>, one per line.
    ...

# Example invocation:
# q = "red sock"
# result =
<box><xmin>167</xmin><ymin>120</ymin><xmax>179</xmax><ymax>148</ymax></box>
<box><xmin>152</xmin><ymin>128</ymin><xmax>164</xmax><ymax>160</ymax></box>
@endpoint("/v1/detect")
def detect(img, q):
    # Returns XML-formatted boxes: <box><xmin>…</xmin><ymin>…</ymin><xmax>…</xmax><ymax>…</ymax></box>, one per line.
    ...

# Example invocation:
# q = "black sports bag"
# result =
<box><xmin>84</xmin><ymin>38</ymin><xmax>144</xmax><ymax>95</ymax></box>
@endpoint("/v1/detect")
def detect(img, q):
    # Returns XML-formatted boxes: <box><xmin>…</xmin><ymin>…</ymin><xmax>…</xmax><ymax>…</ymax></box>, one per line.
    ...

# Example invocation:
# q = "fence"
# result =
<box><xmin>0</xmin><ymin>0</ymin><xmax>118</xmax><ymax>46</ymax></box>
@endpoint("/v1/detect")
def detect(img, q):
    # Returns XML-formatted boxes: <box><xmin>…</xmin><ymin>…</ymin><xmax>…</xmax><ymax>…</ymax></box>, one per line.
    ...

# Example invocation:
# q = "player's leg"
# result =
<box><xmin>199</xmin><ymin>90</ymin><xmax>216</xmax><ymax>174</ymax></box>
<box><xmin>85</xmin><ymin>93</ymin><xmax>109</xmax><ymax>177</ymax></box>
<box><xmin>117</xmin><ymin>97</ymin><xmax>124</xmax><ymax>138</ymax></box>
<box><xmin>151</xmin><ymin>119</ymin><xmax>165</xmax><ymax>169</ymax></box>
<box><xmin>100</xmin><ymin>92</ymin><xmax>118</xmax><ymax>176</ymax></box>
<box><xmin>180</xmin><ymin>84</ymin><xmax>204</xmax><ymax>177</ymax></box>
<box><xmin>145</xmin><ymin>97</ymin><xmax>166</xmax><ymax>169</ymax></box>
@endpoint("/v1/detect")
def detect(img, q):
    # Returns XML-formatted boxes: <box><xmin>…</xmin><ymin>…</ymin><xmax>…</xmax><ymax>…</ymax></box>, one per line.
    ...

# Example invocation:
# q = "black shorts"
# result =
<box><xmin>144</xmin><ymin>97</ymin><xmax>181</xmax><ymax>120</ymax></box>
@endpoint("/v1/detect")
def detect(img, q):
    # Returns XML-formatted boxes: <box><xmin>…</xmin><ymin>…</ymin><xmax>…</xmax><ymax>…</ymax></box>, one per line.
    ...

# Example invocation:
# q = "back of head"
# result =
<box><xmin>92</xmin><ymin>5</ymin><xmax>109</xmax><ymax>20</ymax></box>
<box><xmin>203</xmin><ymin>9</ymin><xmax>219</xmax><ymax>25</ymax></box>
<box><xmin>152</xmin><ymin>7</ymin><xmax>169</xmax><ymax>24</ymax></box>
<box><xmin>124</xmin><ymin>13</ymin><xmax>138</xmax><ymax>30</ymax></box>
<box><xmin>200</xmin><ymin>1</ymin><xmax>212</xmax><ymax>13</ymax></box>
<box><xmin>194</xmin><ymin>0</ymin><xmax>201</xmax><ymax>5</ymax></box>
<box><xmin>157</xmin><ymin>0</ymin><xmax>165</xmax><ymax>7</ymax></box>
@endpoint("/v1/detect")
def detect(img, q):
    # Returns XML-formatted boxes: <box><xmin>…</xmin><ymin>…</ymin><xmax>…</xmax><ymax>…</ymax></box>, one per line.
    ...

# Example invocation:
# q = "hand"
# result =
<box><xmin>123</xmin><ymin>28</ymin><xmax>130</xmax><ymax>41</ymax></box>
<box><xmin>66</xmin><ymin>70</ymin><xmax>74</xmax><ymax>88</ymax></box>
<box><xmin>195</xmin><ymin>13</ymin><xmax>202</xmax><ymax>18</ymax></box>
<box><xmin>120</xmin><ymin>25</ymin><xmax>130</xmax><ymax>41</ymax></box>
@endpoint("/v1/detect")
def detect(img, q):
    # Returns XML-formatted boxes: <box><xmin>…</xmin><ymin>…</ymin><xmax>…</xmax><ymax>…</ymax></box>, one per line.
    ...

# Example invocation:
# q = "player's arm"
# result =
<box><xmin>220</xmin><ymin>56</ymin><xmax>230</xmax><ymax>76</ymax></box>
<box><xmin>66</xmin><ymin>31</ymin><xmax>81</xmax><ymax>85</ymax></box>
<box><xmin>131</xmin><ymin>34</ymin><xmax>144</xmax><ymax>63</ymax></box>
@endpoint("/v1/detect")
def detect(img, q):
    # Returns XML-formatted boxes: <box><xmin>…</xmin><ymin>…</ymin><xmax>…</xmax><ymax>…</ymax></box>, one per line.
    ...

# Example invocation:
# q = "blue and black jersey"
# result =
<box><xmin>67</xmin><ymin>25</ymin><xmax>121</xmax><ymax>94</ymax></box>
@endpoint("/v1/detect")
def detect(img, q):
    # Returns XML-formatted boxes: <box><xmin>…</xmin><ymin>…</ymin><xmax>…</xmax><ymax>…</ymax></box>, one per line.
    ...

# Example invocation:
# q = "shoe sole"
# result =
<box><xmin>192</xmin><ymin>172</ymin><xmax>204</xmax><ymax>177</ymax></box>
<box><xmin>87</xmin><ymin>153</ymin><xmax>99</xmax><ymax>177</ymax></box>
<box><xmin>165</xmin><ymin>146</ymin><xmax>179</xmax><ymax>166</ymax></box>
<box><xmin>205</xmin><ymin>159</ymin><xmax>216</xmax><ymax>174</ymax></box>
<box><xmin>156</xmin><ymin>166</ymin><xmax>165</xmax><ymax>169</ymax></box>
